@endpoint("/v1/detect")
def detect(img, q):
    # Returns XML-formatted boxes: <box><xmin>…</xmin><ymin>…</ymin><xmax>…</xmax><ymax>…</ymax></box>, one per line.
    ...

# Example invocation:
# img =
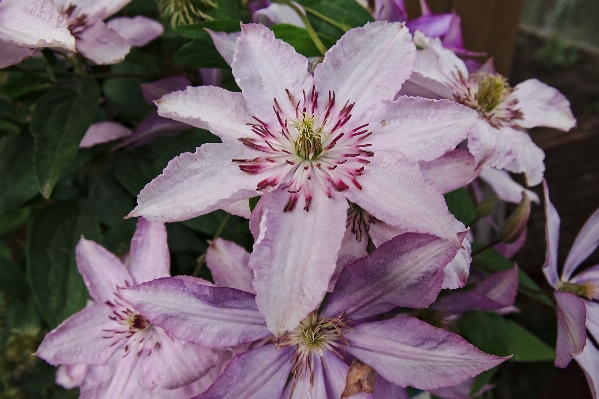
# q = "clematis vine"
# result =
<box><xmin>129</xmin><ymin>22</ymin><xmax>480</xmax><ymax>336</ymax></box>
<box><xmin>0</xmin><ymin>0</ymin><xmax>75</xmax><ymax>68</ymax></box>
<box><xmin>399</xmin><ymin>31</ymin><xmax>576</xmax><ymax>186</ymax></box>
<box><xmin>36</xmin><ymin>218</ymin><xmax>218</xmax><ymax>399</ymax></box>
<box><xmin>121</xmin><ymin>233</ymin><xmax>507</xmax><ymax>398</ymax></box>
<box><xmin>542</xmin><ymin>180</ymin><xmax>599</xmax><ymax>397</ymax></box>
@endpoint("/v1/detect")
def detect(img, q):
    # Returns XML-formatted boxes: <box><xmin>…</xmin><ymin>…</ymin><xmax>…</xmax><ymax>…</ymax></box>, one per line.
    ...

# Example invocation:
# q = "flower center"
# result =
<box><xmin>347</xmin><ymin>202</ymin><xmax>378</xmax><ymax>242</ymax></box>
<box><xmin>278</xmin><ymin>311</ymin><xmax>351</xmax><ymax>380</ymax></box>
<box><xmin>559</xmin><ymin>281</ymin><xmax>598</xmax><ymax>300</ymax></box>
<box><xmin>156</xmin><ymin>0</ymin><xmax>216</xmax><ymax>27</ymax></box>
<box><xmin>59</xmin><ymin>4</ymin><xmax>88</xmax><ymax>38</ymax></box>
<box><xmin>233</xmin><ymin>87</ymin><xmax>373</xmax><ymax>212</ymax></box>
<box><xmin>452</xmin><ymin>72</ymin><xmax>523</xmax><ymax>128</ymax></box>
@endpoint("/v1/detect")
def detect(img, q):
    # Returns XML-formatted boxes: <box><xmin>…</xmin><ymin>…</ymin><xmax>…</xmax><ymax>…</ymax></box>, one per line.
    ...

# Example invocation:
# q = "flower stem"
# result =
<box><xmin>471</xmin><ymin>239</ymin><xmax>502</xmax><ymax>257</ymax></box>
<box><xmin>273</xmin><ymin>0</ymin><xmax>328</xmax><ymax>55</ymax></box>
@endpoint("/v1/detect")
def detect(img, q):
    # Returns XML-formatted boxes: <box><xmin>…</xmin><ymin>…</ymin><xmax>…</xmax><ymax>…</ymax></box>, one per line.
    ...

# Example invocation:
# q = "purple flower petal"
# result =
<box><xmin>314</xmin><ymin>22</ymin><xmax>415</xmax><ymax>120</ymax></box>
<box><xmin>250</xmin><ymin>188</ymin><xmax>348</xmax><ymax>336</ymax></box>
<box><xmin>563</xmin><ymin>206</ymin><xmax>599</xmax><ymax>281</ymax></box>
<box><xmin>555</xmin><ymin>291</ymin><xmax>587</xmax><ymax>368</ymax></box>
<box><xmin>419</xmin><ymin>149</ymin><xmax>480</xmax><ymax>194</ymax></box>
<box><xmin>56</xmin><ymin>364</ymin><xmax>87</xmax><ymax>389</ymax></box>
<box><xmin>207</xmin><ymin>29</ymin><xmax>240</xmax><ymax>67</ymax></box>
<box><xmin>114</xmin><ymin>113</ymin><xmax>189</xmax><ymax>149</ymax></box>
<box><xmin>141</xmin><ymin>76</ymin><xmax>192</xmax><ymax>104</ymax></box>
<box><xmin>373</xmin><ymin>376</ymin><xmax>408</xmax><ymax>399</ymax></box>
<box><xmin>322</xmin><ymin>233</ymin><xmax>458</xmax><ymax>320</ymax></box>
<box><xmin>75</xmin><ymin>237</ymin><xmax>133</xmax><ymax>303</ymax></box>
<box><xmin>106</xmin><ymin>16</ymin><xmax>163</xmax><ymax>48</ymax></box>
<box><xmin>75</xmin><ymin>20</ymin><xmax>130</xmax><ymax>65</ymax></box>
<box><xmin>252</xmin><ymin>3</ymin><xmax>305</xmax><ymax>28</ymax></box>
<box><xmin>575</xmin><ymin>339</ymin><xmax>599</xmax><ymax>398</ymax></box>
<box><xmin>129</xmin><ymin>143</ymin><xmax>262</xmax><ymax>222</ymax></box>
<box><xmin>543</xmin><ymin>180</ymin><xmax>561</xmax><ymax>287</ymax></box>
<box><xmin>80</xmin><ymin>352</ymin><xmax>148</xmax><ymax>399</ymax></box>
<box><xmin>366</xmin><ymin>98</ymin><xmax>478</xmax><ymax>163</ymax></box>
<box><xmin>373</xmin><ymin>0</ymin><xmax>407</xmax><ymax>22</ymax></box>
<box><xmin>194</xmin><ymin>345</ymin><xmax>294</xmax><ymax>399</ymax></box>
<box><xmin>346</xmin><ymin>317</ymin><xmax>507</xmax><ymax>390</ymax></box>
<box><xmin>206</xmin><ymin>238</ymin><xmax>255</xmax><ymax>293</ymax></box>
<box><xmin>120</xmin><ymin>277</ymin><xmax>270</xmax><ymax>347</ymax></box>
<box><xmin>0</xmin><ymin>41</ymin><xmax>34</xmax><ymax>68</ymax></box>
<box><xmin>479</xmin><ymin>168</ymin><xmax>540</xmax><ymax>204</ymax></box>
<box><xmin>128</xmin><ymin>217</ymin><xmax>170</xmax><ymax>284</ymax></box>
<box><xmin>36</xmin><ymin>304</ymin><xmax>118</xmax><ymax>365</ymax></box>
<box><xmin>79</xmin><ymin>121</ymin><xmax>132</xmax><ymax>148</ymax></box>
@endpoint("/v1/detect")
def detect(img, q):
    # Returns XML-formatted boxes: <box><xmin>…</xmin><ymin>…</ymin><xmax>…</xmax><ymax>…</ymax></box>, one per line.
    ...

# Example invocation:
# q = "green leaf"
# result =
<box><xmin>296</xmin><ymin>0</ymin><xmax>373</xmax><ymax>39</ymax></box>
<box><xmin>0</xmin><ymin>134</ymin><xmax>39</xmax><ymax>214</ymax></box>
<box><xmin>102</xmin><ymin>61</ymin><xmax>154</xmax><ymax>120</ymax></box>
<box><xmin>175</xmin><ymin>20</ymin><xmax>241</xmax><ymax>40</ymax></box>
<box><xmin>183</xmin><ymin>210</ymin><xmax>253</xmax><ymax>250</ymax></box>
<box><xmin>30</xmin><ymin>77</ymin><xmax>100</xmax><ymax>199</ymax></box>
<box><xmin>472</xmin><ymin>244</ymin><xmax>553</xmax><ymax>306</ymax></box>
<box><xmin>174</xmin><ymin>36</ymin><xmax>230</xmax><ymax>68</ymax></box>
<box><xmin>0</xmin><ymin>257</ymin><xmax>28</xmax><ymax>298</ymax></box>
<box><xmin>0</xmin><ymin>206</ymin><xmax>32</xmax><ymax>236</ymax></box>
<box><xmin>470</xmin><ymin>366</ymin><xmax>499</xmax><ymax>396</ymax></box>
<box><xmin>213</xmin><ymin>0</ymin><xmax>245</xmax><ymax>21</ymax></box>
<box><xmin>458</xmin><ymin>312</ymin><xmax>555</xmax><ymax>362</ymax></box>
<box><xmin>91</xmin><ymin>175</ymin><xmax>135</xmax><ymax>227</ymax></box>
<box><xmin>26</xmin><ymin>200</ymin><xmax>101</xmax><ymax>328</ymax></box>
<box><xmin>444</xmin><ymin>188</ymin><xmax>476</xmax><ymax>225</ymax></box>
<box><xmin>113</xmin><ymin>150</ymin><xmax>157</xmax><ymax>197</ymax></box>
<box><xmin>271</xmin><ymin>24</ymin><xmax>336</xmax><ymax>57</ymax></box>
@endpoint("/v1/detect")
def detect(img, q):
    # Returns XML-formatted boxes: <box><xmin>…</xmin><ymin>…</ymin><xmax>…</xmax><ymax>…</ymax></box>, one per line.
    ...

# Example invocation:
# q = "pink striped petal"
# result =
<box><xmin>315</xmin><ymin>22</ymin><xmax>415</xmax><ymax>120</ymax></box>
<box><xmin>564</xmin><ymin>206</ymin><xmax>599</xmax><ymax>281</ymax></box>
<box><xmin>79</xmin><ymin>121</ymin><xmax>132</xmax><ymax>148</ymax></box>
<box><xmin>207</xmin><ymin>30</ymin><xmax>240</xmax><ymax>67</ymax></box>
<box><xmin>76</xmin><ymin>20</ymin><xmax>130</xmax><ymax>65</ymax></box>
<box><xmin>346</xmin><ymin>317</ymin><xmax>507</xmax><ymax>390</ymax></box>
<box><xmin>479</xmin><ymin>168</ymin><xmax>540</xmax><ymax>204</ymax></box>
<box><xmin>555</xmin><ymin>291</ymin><xmax>587</xmax><ymax>368</ymax></box>
<box><xmin>0</xmin><ymin>41</ymin><xmax>34</xmax><ymax>68</ymax></box>
<box><xmin>575</xmin><ymin>339</ymin><xmax>599</xmax><ymax>399</ymax></box>
<box><xmin>250</xmin><ymin>188</ymin><xmax>348</xmax><ymax>336</ymax></box>
<box><xmin>206</xmin><ymin>238</ymin><xmax>255</xmax><ymax>293</ymax></box>
<box><xmin>419</xmin><ymin>150</ymin><xmax>480</xmax><ymax>194</ymax></box>
<box><xmin>543</xmin><ymin>180</ymin><xmax>561</xmax><ymax>287</ymax></box>
<box><xmin>128</xmin><ymin>217</ymin><xmax>170</xmax><ymax>284</ymax></box>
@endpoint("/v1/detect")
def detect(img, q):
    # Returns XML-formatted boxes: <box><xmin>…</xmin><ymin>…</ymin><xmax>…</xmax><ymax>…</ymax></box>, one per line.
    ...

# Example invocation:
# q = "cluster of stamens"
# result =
<box><xmin>277</xmin><ymin>311</ymin><xmax>352</xmax><ymax>383</ymax></box>
<box><xmin>156</xmin><ymin>0</ymin><xmax>216</xmax><ymax>27</ymax></box>
<box><xmin>452</xmin><ymin>72</ymin><xmax>523</xmax><ymax>129</ymax></box>
<box><xmin>102</xmin><ymin>294</ymin><xmax>160</xmax><ymax>358</ymax></box>
<box><xmin>59</xmin><ymin>4</ymin><xmax>88</xmax><ymax>39</ymax></box>
<box><xmin>559</xmin><ymin>280</ymin><xmax>599</xmax><ymax>300</ymax></box>
<box><xmin>233</xmin><ymin>86</ymin><xmax>373</xmax><ymax>212</ymax></box>
<box><xmin>347</xmin><ymin>202</ymin><xmax>378</xmax><ymax>242</ymax></box>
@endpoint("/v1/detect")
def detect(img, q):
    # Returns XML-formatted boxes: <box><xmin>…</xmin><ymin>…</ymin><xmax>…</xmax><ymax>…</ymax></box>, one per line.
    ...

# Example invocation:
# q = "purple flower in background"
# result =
<box><xmin>399</xmin><ymin>31</ymin><xmax>575</xmax><ymax>186</ymax></box>
<box><xmin>0</xmin><ymin>0</ymin><xmax>75</xmax><ymax>68</ymax></box>
<box><xmin>36</xmin><ymin>218</ymin><xmax>218</xmax><ymax>399</ymax></box>
<box><xmin>128</xmin><ymin>22</ymin><xmax>479</xmax><ymax>336</ymax></box>
<box><xmin>543</xmin><ymin>180</ymin><xmax>599</xmax><ymax>396</ymax></box>
<box><xmin>122</xmin><ymin>233</ymin><xmax>506</xmax><ymax>398</ymax></box>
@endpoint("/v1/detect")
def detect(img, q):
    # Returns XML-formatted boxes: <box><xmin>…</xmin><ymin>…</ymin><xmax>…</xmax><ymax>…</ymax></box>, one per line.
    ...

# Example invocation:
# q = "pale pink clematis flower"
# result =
<box><xmin>543</xmin><ymin>180</ymin><xmax>599</xmax><ymax>397</ymax></box>
<box><xmin>36</xmin><ymin>218</ymin><xmax>218</xmax><ymax>399</ymax></box>
<box><xmin>51</xmin><ymin>0</ymin><xmax>163</xmax><ymax>64</ymax></box>
<box><xmin>0</xmin><ymin>0</ymin><xmax>76</xmax><ymax>68</ymax></box>
<box><xmin>129</xmin><ymin>22</ymin><xmax>480</xmax><ymax>336</ymax></box>
<box><xmin>400</xmin><ymin>31</ymin><xmax>576</xmax><ymax>186</ymax></box>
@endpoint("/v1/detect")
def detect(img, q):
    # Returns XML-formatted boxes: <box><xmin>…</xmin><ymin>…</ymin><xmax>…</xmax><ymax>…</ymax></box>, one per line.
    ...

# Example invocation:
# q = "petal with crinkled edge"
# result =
<box><xmin>221</xmin><ymin>199</ymin><xmax>251</xmax><ymax>219</ymax></box>
<box><xmin>156</xmin><ymin>86</ymin><xmax>253</xmax><ymax>143</ymax></box>
<box><xmin>346</xmin><ymin>317</ymin><xmax>507</xmax><ymax>390</ymax></box>
<box><xmin>76</xmin><ymin>20</ymin><xmax>130</xmax><ymax>65</ymax></box>
<box><xmin>365</xmin><ymin>98</ymin><xmax>478</xmax><ymax>162</ymax></box>
<box><xmin>76</xmin><ymin>237</ymin><xmax>133</xmax><ymax>303</ymax></box>
<box><xmin>207</xmin><ymin>29</ymin><xmax>240</xmax><ymax>67</ymax></box>
<box><xmin>543</xmin><ymin>180</ymin><xmax>561</xmax><ymax>288</ymax></box>
<box><xmin>121</xmin><ymin>277</ymin><xmax>270</xmax><ymax>347</ymax></box>
<box><xmin>315</xmin><ymin>22</ymin><xmax>415</xmax><ymax>119</ymax></box>
<box><xmin>36</xmin><ymin>304</ymin><xmax>118</xmax><ymax>365</ymax></box>
<box><xmin>344</xmin><ymin>150</ymin><xmax>459</xmax><ymax>242</ymax></box>
<box><xmin>79</xmin><ymin>121</ymin><xmax>132</xmax><ymax>148</ymax></box>
<box><xmin>329</xmin><ymin>226</ymin><xmax>369</xmax><ymax>292</ymax></box>
<box><xmin>129</xmin><ymin>143</ymin><xmax>262</xmax><ymax>222</ymax></box>
<box><xmin>250</xmin><ymin>188</ymin><xmax>347</xmax><ymax>337</ymax></box>
<box><xmin>563</xmin><ymin>206</ymin><xmax>599</xmax><ymax>281</ymax></box>
<box><xmin>141</xmin><ymin>329</ymin><xmax>218</xmax><ymax>390</ymax></box>
<box><xmin>195</xmin><ymin>345</ymin><xmax>294</xmax><ymax>399</ymax></box>
<box><xmin>106</xmin><ymin>16</ymin><xmax>163</xmax><ymax>48</ymax></box>
<box><xmin>479</xmin><ymin>168</ymin><xmax>540</xmax><ymax>204</ymax></box>
<box><xmin>206</xmin><ymin>238</ymin><xmax>255</xmax><ymax>293</ymax></box>
<box><xmin>419</xmin><ymin>150</ymin><xmax>480</xmax><ymax>194</ymax></box>
<box><xmin>0</xmin><ymin>0</ymin><xmax>75</xmax><ymax>50</ymax></box>
<box><xmin>555</xmin><ymin>291</ymin><xmax>587</xmax><ymax>368</ymax></box>
<box><xmin>468</xmin><ymin>123</ymin><xmax>545</xmax><ymax>186</ymax></box>
<box><xmin>129</xmin><ymin>217</ymin><xmax>170</xmax><ymax>284</ymax></box>
<box><xmin>232</xmin><ymin>24</ymin><xmax>312</xmax><ymax>124</ymax></box>
<box><xmin>0</xmin><ymin>41</ymin><xmax>34</xmax><ymax>69</ymax></box>
<box><xmin>322</xmin><ymin>233</ymin><xmax>457</xmax><ymax>320</ymax></box>
<box><xmin>512</xmin><ymin>79</ymin><xmax>575</xmax><ymax>131</ymax></box>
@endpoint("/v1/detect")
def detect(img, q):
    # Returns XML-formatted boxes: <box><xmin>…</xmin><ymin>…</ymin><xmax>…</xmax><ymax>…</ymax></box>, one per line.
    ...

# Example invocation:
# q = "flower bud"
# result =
<box><xmin>499</xmin><ymin>192</ymin><xmax>530</xmax><ymax>244</ymax></box>
<box><xmin>476</xmin><ymin>196</ymin><xmax>499</xmax><ymax>219</ymax></box>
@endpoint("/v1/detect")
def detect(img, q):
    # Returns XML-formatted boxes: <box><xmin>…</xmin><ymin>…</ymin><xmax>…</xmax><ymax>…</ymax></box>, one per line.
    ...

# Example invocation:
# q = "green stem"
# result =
<box><xmin>274</xmin><ymin>0</ymin><xmax>328</xmax><ymax>55</ymax></box>
<box><xmin>212</xmin><ymin>213</ymin><xmax>230</xmax><ymax>240</ymax></box>
<box><xmin>303</xmin><ymin>5</ymin><xmax>349</xmax><ymax>32</ymax></box>
<box><xmin>471</xmin><ymin>239</ymin><xmax>502</xmax><ymax>257</ymax></box>
<box><xmin>192</xmin><ymin>214</ymin><xmax>230</xmax><ymax>277</ymax></box>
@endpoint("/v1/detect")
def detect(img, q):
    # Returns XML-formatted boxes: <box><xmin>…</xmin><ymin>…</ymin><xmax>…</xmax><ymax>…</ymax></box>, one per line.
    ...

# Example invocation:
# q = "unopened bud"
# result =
<box><xmin>499</xmin><ymin>192</ymin><xmax>530</xmax><ymax>244</ymax></box>
<box><xmin>476</xmin><ymin>196</ymin><xmax>499</xmax><ymax>219</ymax></box>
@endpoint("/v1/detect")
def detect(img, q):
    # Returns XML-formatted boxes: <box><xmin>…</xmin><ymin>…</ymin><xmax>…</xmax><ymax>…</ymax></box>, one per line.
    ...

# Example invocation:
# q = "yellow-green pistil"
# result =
<box><xmin>474</xmin><ymin>73</ymin><xmax>511</xmax><ymax>113</ymax></box>
<box><xmin>291</xmin><ymin>116</ymin><xmax>324</xmax><ymax>160</ymax></box>
<box><xmin>560</xmin><ymin>281</ymin><xmax>598</xmax><ymax>300</ymax></box>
